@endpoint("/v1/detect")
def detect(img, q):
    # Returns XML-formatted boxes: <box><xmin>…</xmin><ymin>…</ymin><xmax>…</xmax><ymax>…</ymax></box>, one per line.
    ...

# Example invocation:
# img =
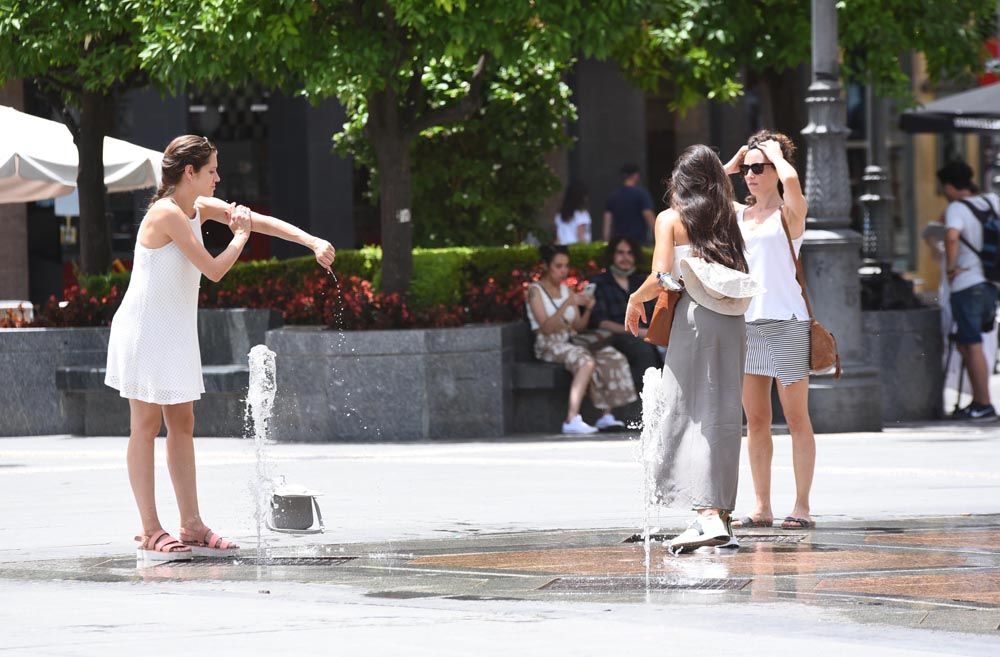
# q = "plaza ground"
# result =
<box><xmin>1</xmin><ymin>414</ymin><xmax>999</xmax><ymax>656</ymax></box>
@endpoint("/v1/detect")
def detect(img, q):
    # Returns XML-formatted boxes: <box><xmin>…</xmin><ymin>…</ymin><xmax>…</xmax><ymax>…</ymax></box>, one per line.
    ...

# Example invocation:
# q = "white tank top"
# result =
<box><xmin>738</xmin><ymin>206</ymin><xmax>809</xmax><ymax>322</ymax></box>
<box><xmin>526</xmin><ymin>282</ymin><xmax>576</xmax><ymax>331</ymax></box>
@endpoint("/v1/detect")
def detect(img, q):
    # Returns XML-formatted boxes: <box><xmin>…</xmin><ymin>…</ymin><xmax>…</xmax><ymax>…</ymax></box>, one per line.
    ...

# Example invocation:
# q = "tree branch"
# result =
<box><xmin>406</xmin><ymin>53</ymin><xmax>490</xmax><ymax>137</ymax></box>
<box><xmin>33</xmin><ymin>79</ymin><xmax>80</xmax><ymax>141</ymax></box>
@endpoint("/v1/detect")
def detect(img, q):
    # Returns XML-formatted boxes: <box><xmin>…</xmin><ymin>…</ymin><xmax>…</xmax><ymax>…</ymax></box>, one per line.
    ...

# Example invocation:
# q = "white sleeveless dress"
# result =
<box><xmin>105</xmin><ymin>210</ymin><xmax>206</xmax><ymax>404</ymax></box>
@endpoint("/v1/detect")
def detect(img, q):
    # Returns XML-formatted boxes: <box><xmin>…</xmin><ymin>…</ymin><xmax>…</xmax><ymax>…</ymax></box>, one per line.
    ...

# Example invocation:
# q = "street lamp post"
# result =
<box><xmin>800</xmin><ymin>0</ymin><xmax>882</xmax><ymax>431</ymax></box>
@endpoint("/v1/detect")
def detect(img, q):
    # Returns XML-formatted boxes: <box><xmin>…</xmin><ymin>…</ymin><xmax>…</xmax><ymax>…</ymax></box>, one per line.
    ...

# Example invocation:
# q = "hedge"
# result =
<box><xmin>77</xmin><ymin>242</ymin><xmax>652</xmax><ymax>310</ymax></box>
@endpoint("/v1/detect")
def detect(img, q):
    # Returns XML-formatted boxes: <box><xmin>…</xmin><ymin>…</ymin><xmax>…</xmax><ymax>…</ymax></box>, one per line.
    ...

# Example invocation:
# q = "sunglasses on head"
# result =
<box><xmin>740</xmin><ymin>162</ymin><xmax>775</xmax><ymax>176</ymax></box>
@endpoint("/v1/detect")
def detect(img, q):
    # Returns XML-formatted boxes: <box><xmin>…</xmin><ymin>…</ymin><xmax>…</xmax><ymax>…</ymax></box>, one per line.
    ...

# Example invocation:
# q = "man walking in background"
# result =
<box><xmin>939</xmin><ymin>160</ymin><xmax>1000</xmax><ymax>421</ymax></box>
<box><xmin>602</xmin><ymin>164</ymin><xmax>655</xmax><ymax>244</ymax></box>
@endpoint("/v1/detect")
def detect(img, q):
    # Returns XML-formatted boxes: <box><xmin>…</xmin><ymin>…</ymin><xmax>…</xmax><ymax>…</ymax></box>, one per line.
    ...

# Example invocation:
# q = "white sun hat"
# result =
<box><xmin>679</xmin><ymin>256</ymin><xmax>765</xmax><ymax>316</ymax></box>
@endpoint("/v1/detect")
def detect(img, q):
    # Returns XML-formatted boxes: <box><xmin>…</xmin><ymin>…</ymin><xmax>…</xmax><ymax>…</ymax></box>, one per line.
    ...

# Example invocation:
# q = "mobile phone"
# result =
<box><xmin>583</xmin><ymin>283</ymin><xmax>597</xmax><ymax>296</ymax></box>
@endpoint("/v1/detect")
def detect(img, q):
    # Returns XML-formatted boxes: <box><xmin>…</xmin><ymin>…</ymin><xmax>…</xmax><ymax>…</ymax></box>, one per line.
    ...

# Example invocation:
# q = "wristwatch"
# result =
<box><xmin>655</xmin><ymin>271</ymin><xmax>683</xmax><ymax>291</ymax></box>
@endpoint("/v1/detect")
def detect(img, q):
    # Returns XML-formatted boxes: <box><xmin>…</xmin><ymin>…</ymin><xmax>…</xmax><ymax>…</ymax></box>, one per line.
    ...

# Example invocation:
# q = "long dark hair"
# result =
<box><xmin>539</xmin><ymin>244</ymin><xmax>569</xmax><ymax>266</ymax></box>
<box><xmin>559</xmin><ymin>181</ymin><xmax>588</xmax><ymax>223</ymax></box>
<box><xmin>668</xmin><ymin>144</ymin><xmax>748</xmax><ymax>273</ymax></box>
<box><xmin>147</xmin><ymin>135</ymin><xmax>216</xmax><ymax>210</ymax></box>
<box><xmin>744</xmin><ymin>129</ymin><xmax>796</xmax><ymax>206</ymax></box>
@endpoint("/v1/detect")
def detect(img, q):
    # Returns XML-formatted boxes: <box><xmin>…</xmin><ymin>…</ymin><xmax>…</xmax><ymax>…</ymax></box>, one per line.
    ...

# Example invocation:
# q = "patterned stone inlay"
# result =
<box><xmin>815</xmin><ymin>572</ymin><xmax>1000</xmax><ymax>606</ymax></box>
<box><xmin>864</xmin><ymin>530</ymin><xmax>1000</xmax><ymax>551</ymax></box>
<box><xmin>409</xmin><ymin>544</ymin><xmax>968</xmax><ymax>577</ymax></box>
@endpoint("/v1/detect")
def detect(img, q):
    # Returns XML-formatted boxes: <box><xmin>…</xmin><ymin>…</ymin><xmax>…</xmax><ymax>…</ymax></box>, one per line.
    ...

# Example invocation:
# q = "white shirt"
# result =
<box><xmin>739</xmin><ymin>206</ymin><xmax>809</xmax><ymax>322</ymax></box>
<box><xmin>526</xmin><ymin>282</ymin><xmax>576</xmax><ymax>331</ymax></box>
<box><xmin>945</xmin><ymin>193</ymin><xmax>1000</xmax><ymax>293</ymax></box>
<box><xmin>554</xmin><ymin>210</ymin><xmax>592</xmax><ymax>244</ymax></box>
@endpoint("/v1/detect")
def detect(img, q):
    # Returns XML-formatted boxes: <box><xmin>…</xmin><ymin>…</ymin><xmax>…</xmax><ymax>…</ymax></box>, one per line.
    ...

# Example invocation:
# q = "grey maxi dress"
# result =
<box><xmin>650</xmin><ymin>292</ymin><xmax>747</xmax><ymax>511</ymax></box>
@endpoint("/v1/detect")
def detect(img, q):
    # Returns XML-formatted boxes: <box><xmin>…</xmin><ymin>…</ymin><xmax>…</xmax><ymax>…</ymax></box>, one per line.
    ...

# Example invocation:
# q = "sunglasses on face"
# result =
<box><xmin>740</xmin><ymin>162</ymin><xmax>775</xmax><ymax>176</ymax></box>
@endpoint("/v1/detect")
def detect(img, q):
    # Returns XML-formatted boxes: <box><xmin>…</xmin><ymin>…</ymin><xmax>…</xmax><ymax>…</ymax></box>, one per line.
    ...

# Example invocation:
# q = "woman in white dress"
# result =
<box><xmin>107</xmin><ymin>135</ymin><xmax>336</xmax><ymax>561</ymax></box>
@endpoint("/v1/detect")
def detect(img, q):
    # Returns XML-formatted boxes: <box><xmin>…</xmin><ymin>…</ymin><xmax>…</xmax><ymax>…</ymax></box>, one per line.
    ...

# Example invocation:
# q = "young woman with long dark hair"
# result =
<box><xmin>526</xmin><ymin>244</ymin><xmax>637</xmax><ymax>434</ymax></box>
<box><xmin>625</xmin><ymin>144</ymin><xmax>761</xmax><ymax>553</ymax></box>
<box><xmin>106</xmin><ymin>135</ymin><xmax>336</xmax><ymax>562</ymax></box>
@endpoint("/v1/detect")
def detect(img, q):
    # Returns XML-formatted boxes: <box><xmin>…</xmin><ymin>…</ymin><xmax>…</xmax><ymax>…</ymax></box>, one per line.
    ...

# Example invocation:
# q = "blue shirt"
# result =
<box><xmin>606</xmin><ymin>185</ymin><xmax>654</xmax><ymax>243</ymax></box>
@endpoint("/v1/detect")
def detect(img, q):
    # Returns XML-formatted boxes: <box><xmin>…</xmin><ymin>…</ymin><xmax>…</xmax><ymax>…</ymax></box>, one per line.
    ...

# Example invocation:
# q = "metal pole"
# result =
<box><xmin>859</xmin><ymin>86</ymin><xmax>894</xmax><ymax>264</ymax></box>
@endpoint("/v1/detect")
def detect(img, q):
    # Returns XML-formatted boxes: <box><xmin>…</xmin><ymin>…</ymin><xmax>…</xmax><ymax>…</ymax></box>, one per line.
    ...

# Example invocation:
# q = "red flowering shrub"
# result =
<box><xmin>3</xmin><ymin>258</ymin><xmax>607</xmax><ymax>330</ymax></box>
<box><xmin>0</xmin><ymin>286</ymin><xmax>122</xmax><ymax>328</ymax></box>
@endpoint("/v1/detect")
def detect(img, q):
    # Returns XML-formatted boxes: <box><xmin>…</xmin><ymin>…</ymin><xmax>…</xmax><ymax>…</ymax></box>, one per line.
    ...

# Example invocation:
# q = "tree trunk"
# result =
<box><xmin>375</xmin><ymin>138</ymin><xmax>414</xmax><ymax>295</ymax></box>
<box><xmin>76</xmin><ymin>91</ymin><xmax>113</xmax><ymax>275</ymax></box>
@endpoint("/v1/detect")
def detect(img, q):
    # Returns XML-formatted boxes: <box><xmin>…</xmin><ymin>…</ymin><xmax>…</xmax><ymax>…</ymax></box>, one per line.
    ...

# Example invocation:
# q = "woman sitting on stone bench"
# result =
<box><xmin>525</xmin><ymin>244</ymin><xmax>637</xmax><ymax>435</ymax></box>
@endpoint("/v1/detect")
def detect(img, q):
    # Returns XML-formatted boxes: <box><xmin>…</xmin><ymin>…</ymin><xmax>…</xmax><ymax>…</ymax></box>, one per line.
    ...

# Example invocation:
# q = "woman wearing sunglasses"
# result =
<box><xmin>723</xmin><ymin>130</ymin><xmax>816</xmax><ymax>531</ymax></box>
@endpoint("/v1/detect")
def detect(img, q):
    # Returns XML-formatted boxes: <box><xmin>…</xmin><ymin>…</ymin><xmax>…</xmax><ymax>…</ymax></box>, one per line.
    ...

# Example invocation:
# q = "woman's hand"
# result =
<box><xmin>624</xmin><ymin>295</ymin><xmax>647</xmax><ymax>336</ymax></box>
<box><xmin>312</xmin><ymin>238</ymin><xmax>336</xmax><ymax>271</ymax></box>
<box><xmin>758</xmin><ymin>139</ymin><xmax>785</xmax><ymax>164</ymax></box>
<box><xmin>570</xmin><ymin>292</ymin><xmax>591</xmax><ymax>307</ymax></box>
<box><xmin>723</xmin><ymin>145</ymin><xmax>748</xmax><ymax>175</ymax></box>
<box><xmin>229</xmin><ymin>205</ymin><xmax>252</xmax><ymax>237</ymax></box>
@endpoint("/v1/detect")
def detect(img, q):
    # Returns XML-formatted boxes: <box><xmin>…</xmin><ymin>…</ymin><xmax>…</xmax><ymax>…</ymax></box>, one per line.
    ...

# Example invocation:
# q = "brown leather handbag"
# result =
<box><xmin>779</xmin><ymin>212</ymin><xmax>842</xmax><ymax>379</ymax></box>
<box><xmin>644</xmin><ymin>288</ymin><xmax>682</xmax><ymax>348</ymax></box>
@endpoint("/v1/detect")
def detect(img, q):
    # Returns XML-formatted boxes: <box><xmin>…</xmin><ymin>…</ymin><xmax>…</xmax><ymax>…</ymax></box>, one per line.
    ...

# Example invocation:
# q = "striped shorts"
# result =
<box><xmin>745</xmin><ymin>318</ymin><xmax>811</xmax><ymax>386</ymax></box>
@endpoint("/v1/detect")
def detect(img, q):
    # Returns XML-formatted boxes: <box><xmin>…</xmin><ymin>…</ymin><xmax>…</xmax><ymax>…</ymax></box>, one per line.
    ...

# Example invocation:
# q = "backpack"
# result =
<box><xmin>956</xmin><ymin>194</ymin><xmax>1000</xmax><ymax>283</ymax></box>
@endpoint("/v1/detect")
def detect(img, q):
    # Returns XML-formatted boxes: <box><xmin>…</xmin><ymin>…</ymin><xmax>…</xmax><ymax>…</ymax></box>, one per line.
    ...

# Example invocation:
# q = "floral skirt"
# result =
<box><xmin>534</xmin><ymin>331</ymin><xmax>638</xmax><ymax>410</ymax></box>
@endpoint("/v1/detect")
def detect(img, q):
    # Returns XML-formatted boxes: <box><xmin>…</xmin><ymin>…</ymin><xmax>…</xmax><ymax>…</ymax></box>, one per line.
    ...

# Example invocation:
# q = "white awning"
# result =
<box><xmin>0</xmin><ymin>105</ymin><xmax>162</xmax><ymax>203</ymax></box>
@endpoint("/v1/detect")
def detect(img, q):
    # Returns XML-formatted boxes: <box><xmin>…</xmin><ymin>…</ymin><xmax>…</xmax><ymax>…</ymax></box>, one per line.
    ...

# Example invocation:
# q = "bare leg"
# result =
<box><xmin>162</xmin><ymin>402</ymin><xmax>206</xmax><ymax>535</ymax></box>
<box><xmin>776</xmin><ymin>378</ymin><xmax>815</xmax><ymax>523</ymax></box>
<box><xmin>566</xmin><ymin>359</ymin><xmax>596</xmax><ymax>422</ymax></box>
<box><xmin>957</xmin><ymin>343</ymin><xmax>992</xmax><ymax>406</ymax></box>
<box><xmin>127</xmin><ymin>399</ymin><xmax>165</xmax><ymax>536</ymax></box>
<box><xmin>740</xmin><ymin>374</ymin><xmax>775</xmax><ymax>524</ymax></box>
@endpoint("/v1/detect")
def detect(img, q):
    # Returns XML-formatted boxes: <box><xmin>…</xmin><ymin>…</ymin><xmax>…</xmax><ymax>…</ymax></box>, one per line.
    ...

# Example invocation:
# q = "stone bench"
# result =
<box><xmin>55</xmin><ymin>365</ymin><xmax>250</xmax><ymax>436</ymax></box>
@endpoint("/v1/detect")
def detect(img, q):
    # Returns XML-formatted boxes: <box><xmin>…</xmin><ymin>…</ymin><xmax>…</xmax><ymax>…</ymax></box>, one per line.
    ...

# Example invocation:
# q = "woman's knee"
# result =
<box><xmin>785</xmin><ymin>411</ymin><xmax>814</xmax><ymax>436</ymax></box>
<box><xmin>130</xmin><ymin>415</ymin><xmax>161</xmax><ymax>440</ymax></box>
<box><xmin>163</xmin><ymin>405</ymin><xmax>195</xmax><ymax>435</ymax></box>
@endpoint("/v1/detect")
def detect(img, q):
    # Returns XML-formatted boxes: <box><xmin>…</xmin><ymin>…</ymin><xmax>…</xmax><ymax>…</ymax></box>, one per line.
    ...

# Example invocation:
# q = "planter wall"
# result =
<box><xmin>0</xmin><ymin>327</ymin><xmax>109</xmax><ymax>435</ymax></box>
<box><xmin>267</xmin><ymin>324</ymin><xmax>519</xmax><ymax>441</ymax></box>
<box><xmin>0</xmin><ymin>309</ymin><xmax>280</xmax><ymax>437</ymax></box>
<box><xmin>862</xmin><ymin>307</ymin><xmax>944</xmax><ymax>422</ymax></box>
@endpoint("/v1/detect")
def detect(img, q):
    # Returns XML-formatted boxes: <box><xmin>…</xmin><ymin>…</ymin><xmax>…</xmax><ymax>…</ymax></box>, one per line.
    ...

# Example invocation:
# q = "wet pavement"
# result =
<box><xmin>2</xmin><ymin>517</ymin><xmax>998</xmax><ymax>636</ymax></box>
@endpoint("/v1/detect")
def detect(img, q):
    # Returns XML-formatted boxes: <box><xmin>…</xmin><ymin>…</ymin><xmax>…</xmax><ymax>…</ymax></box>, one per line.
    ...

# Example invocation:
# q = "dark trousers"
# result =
<box><xmin>611</xmin><ymin>333</ymin><xmax>663</xmax><ymax>392</ymax></box>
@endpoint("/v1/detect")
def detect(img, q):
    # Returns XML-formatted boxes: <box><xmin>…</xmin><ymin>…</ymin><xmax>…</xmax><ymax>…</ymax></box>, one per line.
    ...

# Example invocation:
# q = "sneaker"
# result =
<box><xmin>717</xmin><ymin>513</ymin><xmax>739</xmax><ymax>549</ymax></box>
<box><xmin>967</xmin><ymin>403</ymin><xmax>997</xmax><ymax>421</ymax></box>
<box><xmin>953</xmin><ymin>403</ymin><xmax>997</xmax><ymax>421</ymax></box>
<box><xmin>561</xmin><ymin>415</ymin><xmax>599</xmax><ymax>435</ymax></box>
<box><xmin>594</xmin><ymin>413</ymin><xmax>625</xmax><ymax>430</ymax></box>
<box><xmin>667</xmin><ymin>514</ymin><xmax>731</xmax><ymax>555</ymax></box>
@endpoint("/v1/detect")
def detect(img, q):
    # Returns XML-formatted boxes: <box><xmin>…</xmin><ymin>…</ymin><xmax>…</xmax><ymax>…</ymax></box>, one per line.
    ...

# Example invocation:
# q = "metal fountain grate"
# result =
<box><xmin>169</xmin><ymin>556</ymin><xmax>357</xmax><ymax>567</ymax></box>
<box><xmin>112</xmin><ymin>556</ymin><xmax>358</xmax><ymax>569</ymax></box>
<box><xmin>623</xmin><ymin>533</ymin><xmax>806</xmax><ymax>544</ymax></box>
<box><xmin>541</xmin><ymin>576</ymin><xmax>751</xmax><ymax>592</ymax></box>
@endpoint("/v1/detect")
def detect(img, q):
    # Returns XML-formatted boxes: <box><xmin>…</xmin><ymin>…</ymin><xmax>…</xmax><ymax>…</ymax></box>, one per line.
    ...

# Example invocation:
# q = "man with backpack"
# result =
<box><xmin>938</xmin><ymin>160</ymin><xmax>1000</xmax><ymax>421</ymax></box>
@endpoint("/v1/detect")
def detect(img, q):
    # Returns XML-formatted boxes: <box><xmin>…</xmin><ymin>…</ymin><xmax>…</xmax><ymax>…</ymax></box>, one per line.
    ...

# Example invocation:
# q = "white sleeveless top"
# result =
<box><xmin>738</xmin><ymin>206</ymin><xmax>808</xmax><ymax>322</ymax></box>
<box><xmin>105</xmin><ymin>209</ymin><xmax>206</xmax><ymax>404</ymax></box>
<box><xmin>526</xmin><ymin>282</ymin><xmax>576</xmax><ymax>331</ymax></box>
